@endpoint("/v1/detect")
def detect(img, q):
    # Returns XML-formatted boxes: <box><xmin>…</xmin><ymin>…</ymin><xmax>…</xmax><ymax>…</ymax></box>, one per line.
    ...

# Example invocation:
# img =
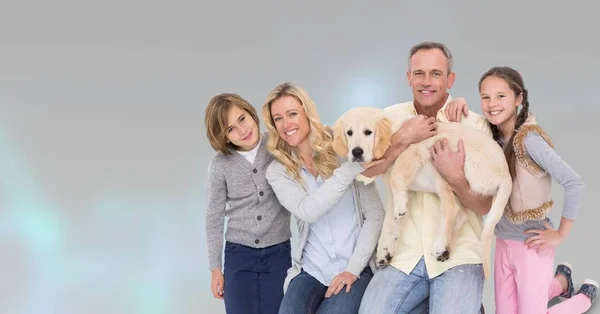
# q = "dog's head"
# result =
<box><xmin>332</xmin><ymin>107</ymin><xmax>392</xmax><ymax>163</ymax></box>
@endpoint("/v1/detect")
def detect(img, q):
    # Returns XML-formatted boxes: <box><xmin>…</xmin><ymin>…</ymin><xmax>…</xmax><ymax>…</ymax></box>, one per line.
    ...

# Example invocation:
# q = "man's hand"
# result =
<box><xmin>445</xmin><ymin>97</ymin><xmax>469</xmax><ymax>122</ymax></box>
<box><xmin>325</xmin><ymin>272</ymin><xmax>358</xmax><ymax>298</ymax></box>
<box><xmin>430</xmin><ymin>138</ymin><xmax>466</xmax><ymax>185</ymax></box>
<box><xmin>211</xmin><ymin>269</ymin><xmax>225</xmax><ymax>299</ymax></box>
<box><xmin>398</xmin><ymin>115</ymin><xmax>438</xmax><ymax>146</ymax></box>
<box><xmin>359</xmin><ymin>115</ymin><xmax>437</xmax><ymax>179</ymax></box>
<box><xmin>431</xmin><ymin>137</ymin><xmax>493</xmax><ymax>215</ymax></box>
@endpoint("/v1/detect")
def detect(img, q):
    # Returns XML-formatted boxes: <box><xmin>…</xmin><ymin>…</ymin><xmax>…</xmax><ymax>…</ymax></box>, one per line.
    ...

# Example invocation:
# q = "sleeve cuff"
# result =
<box><xmin>338</xmin><ymin>161</ymin><xmax>365</xmax><ymax>182</ymax></box>
<box><xmin>355</xmin><ymin>174</ymin><xmax>376</xmax><ymax>185</ymax></box>
<box><xmin>345</xmin><ymin>258</ymin><xmax>367</xmax><ymax>278</ymax></box>
<box><xmin>208</xmin><ymin>258</ymin><xmax>223</xmax><ymax>271</ymax></box>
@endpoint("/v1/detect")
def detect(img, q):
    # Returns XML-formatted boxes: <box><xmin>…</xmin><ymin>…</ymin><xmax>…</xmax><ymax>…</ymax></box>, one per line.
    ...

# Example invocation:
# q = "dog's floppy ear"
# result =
<box><xmin>373</xmin><ymin>116</ymin><xmax>392</xmax><ymax>159</ymax></box>
<box><xmin>331</xmin><ymin>120</ymin><xmax>348</xmax><ymax>157</ymax></box>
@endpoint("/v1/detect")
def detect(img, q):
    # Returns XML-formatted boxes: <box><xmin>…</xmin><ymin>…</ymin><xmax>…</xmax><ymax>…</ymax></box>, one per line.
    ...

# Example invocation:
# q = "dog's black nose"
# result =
<box><xmin>352</xmin><ymin>147</ymin><xmax>364</xmax><ymax>157</ymax></box>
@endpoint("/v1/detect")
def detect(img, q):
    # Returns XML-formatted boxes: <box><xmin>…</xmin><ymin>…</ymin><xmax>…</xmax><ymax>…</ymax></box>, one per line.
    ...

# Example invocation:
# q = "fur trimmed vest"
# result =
<box><xmin>504</xmin><ymin>114</ymin><xmax>555</xmax><ymax>224</ymax></box>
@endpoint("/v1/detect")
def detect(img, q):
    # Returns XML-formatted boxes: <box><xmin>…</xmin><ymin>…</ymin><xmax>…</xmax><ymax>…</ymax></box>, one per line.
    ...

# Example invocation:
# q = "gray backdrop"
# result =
<box><xmin>0</xmin><ymin>0</ymin><xmax>598</xmax><ymax>313</ymax></box>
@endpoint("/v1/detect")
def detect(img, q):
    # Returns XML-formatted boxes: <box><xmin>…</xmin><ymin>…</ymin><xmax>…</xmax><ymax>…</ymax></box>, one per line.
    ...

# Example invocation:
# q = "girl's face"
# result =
<box><xmin>270</xmin><ymin>95</ymin><xmax>310</xmax><ymax>148</ymax></box>
<box><xmin>479</xmin><ymin>76</ymin><xmax>522</xmax><ymax>127</ymax></box>
<box><xmin>225</xmin><ymin>105</ymin><xmax>260</xmax><ymax>151</ymax></box>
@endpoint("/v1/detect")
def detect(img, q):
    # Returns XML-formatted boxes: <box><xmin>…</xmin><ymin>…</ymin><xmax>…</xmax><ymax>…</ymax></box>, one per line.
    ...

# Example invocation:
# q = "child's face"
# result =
<box><xmin>225</xmin><ymin>105</ymin><xmax>260</xmax><ymax>151</ymax></box>
<box><xmin>479</xmin><ymin>76</ymin><xmax>522</xmax><ymax>127</ymax></box>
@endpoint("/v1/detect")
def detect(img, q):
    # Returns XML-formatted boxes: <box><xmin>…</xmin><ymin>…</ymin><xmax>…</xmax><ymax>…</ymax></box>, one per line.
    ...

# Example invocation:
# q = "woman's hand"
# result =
<box><xmin>325</xmin><ymin>271</ymin><xmax>358</xmax><ymax>298</ymax></box>
<box><xmin>211</xmin><ymin>269</ymin><xmax>225</xmax><ymax>299</ymax></box>
<box><xmin>524</xmin><ymin>221</ymin><xmax>565</xmax><ymax>253</ymax></box>
<box><xmin>360</xmin><ymin>156</ymin><xmax>397</xmax><ymax>178</ymax></box>
<box><xmin>359</xmin><ymin>158</ymin><xmax>386</xmax><ymax>170</ymax></box>
<box><xmin>444</xmin><ymin>97</ymin><xmax>469</xmax><ymax>122</ymax></box>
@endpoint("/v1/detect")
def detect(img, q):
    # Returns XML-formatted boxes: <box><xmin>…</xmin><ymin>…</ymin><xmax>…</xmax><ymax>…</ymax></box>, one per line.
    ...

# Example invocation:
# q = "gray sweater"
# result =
<box><xmin>495</xmin><ymin>133</ymin><xmax>585</xmax><ymax>241</ymax></box>
<box><xmin>265</xmin><ymin>159</ymin><xmax>385</xmax><ymax>293</ymax></box>
<box><xmin>205</xmin><ymin>134</ymin><xmax>292</xmax><ymax>270</ymax></box>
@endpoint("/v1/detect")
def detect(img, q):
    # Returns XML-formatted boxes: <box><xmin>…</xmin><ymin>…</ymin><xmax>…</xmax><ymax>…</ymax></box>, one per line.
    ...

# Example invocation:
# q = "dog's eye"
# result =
<box><xmin>346</xmin><ymin>130</ymin><xmax>353</xmax><ymax>136</ymax></box>
<box><xmin>364</xmin><ymin>130</ymin><xmax>372</xmax><ymax>136</ymax></box>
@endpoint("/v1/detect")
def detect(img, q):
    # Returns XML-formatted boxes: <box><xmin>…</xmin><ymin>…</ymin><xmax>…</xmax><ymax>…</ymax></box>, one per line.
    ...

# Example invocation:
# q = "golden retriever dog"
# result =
<box><xmin>331</xmin><ymin>107</ymin><xmax>512</xmax><ymax>279</ymax></box>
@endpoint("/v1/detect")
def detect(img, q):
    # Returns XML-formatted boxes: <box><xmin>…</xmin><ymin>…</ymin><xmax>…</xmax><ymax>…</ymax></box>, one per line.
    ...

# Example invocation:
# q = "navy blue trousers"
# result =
<box><xmin>224</xmin><ymin>240</ymin><xmax>292</xmax><ymax>314</ymax></box>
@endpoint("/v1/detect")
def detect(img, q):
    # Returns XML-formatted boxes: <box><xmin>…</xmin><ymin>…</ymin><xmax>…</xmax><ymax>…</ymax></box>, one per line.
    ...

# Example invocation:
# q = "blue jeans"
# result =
<box><xmin>223</xmin><ymin>240</ymin><xmax>292</xmax><ymax>314</ymax></box>
<box><xmin>358</xmin><ymin>257</ymin><xmax>484</xmax><ymax>314</ymax></box>
<box><xmin>279</xmin><ymin>267</ymin><xmax>373</xmax><ymax>314</ymax></box>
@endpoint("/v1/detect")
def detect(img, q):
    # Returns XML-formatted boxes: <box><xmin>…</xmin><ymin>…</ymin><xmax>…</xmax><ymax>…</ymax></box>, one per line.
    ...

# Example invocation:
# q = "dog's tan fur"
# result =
<box><xmin>332</xmin><ymin>107</ymin><xmax>512</xmax><ymax>280</ymax></box>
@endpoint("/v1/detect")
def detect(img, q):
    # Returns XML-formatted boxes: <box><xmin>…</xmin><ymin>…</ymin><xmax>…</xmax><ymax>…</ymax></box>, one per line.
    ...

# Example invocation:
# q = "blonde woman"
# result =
<box><xmin>260</xmin><ymin>82</ymin><xmax>386</xmax><ymax>314</ymax></box>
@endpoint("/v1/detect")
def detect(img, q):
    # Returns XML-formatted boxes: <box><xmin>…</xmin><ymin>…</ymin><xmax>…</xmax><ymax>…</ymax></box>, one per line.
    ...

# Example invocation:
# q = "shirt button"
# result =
<box><xmin>259</xmin><ymin>191</ymin><xmax>264</xmax><ymax>196</ymax></box>
<box><xmin>257</xmin><ymin>215</ymin><xmax>262</xmax><ymax>221</ymax></box>
<box><xmin>255</xmin><ymin>239</ymin><xmax>259</xmax><ymax>244</ymax></box>
<box><xmin>253</xmin><ymin>169</ymin><xmax>257</xmax><ymax>173</ymax></box>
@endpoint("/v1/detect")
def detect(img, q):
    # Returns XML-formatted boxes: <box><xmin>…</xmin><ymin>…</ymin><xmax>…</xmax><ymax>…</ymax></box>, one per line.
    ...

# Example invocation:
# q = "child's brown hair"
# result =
<box><xmin>478</xmin><ymin>66</ymin><xmax>529</xmax><ymax>178</ymax></box>
<box><xmin>204</xmin><ymin>93</ymin><xmax>260</xmax><ymax>154</ymax></box>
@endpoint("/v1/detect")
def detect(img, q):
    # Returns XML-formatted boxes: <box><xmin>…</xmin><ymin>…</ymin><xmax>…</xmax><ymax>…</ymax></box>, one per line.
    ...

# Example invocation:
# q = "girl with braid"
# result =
<box><xmin>445</xmin><ymin>66</ymin><xmax>597</xmax><ymax>313</ymax></box>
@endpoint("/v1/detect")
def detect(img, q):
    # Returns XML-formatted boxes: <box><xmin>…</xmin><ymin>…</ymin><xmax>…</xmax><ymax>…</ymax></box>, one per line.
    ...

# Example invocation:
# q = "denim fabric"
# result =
<box><xmin>223</xmin><ymin>240</ymin><xmax>292</xmax><ymax>314</ymax></box>
<box><xmin>278</xmin><ymin>267</ymin><xmax>373</xmax><ymax>314</ymax></box>
<box><xmin>358</xmin><ymin>257</ymin><xmax>484</xmax><ymax>314</ymax></box>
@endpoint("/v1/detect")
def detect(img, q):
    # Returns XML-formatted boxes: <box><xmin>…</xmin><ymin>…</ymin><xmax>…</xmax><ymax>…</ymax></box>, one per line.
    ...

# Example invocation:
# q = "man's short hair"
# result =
<box><xmin>408</xmin><ymin>41</ymin><xmax>453</xmax><ymax>74</ymax></box>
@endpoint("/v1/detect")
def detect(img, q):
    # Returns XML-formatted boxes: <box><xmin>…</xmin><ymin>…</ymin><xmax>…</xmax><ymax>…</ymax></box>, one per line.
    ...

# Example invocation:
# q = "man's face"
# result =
<box><xmin>407</xmin><ymin>48</ymin><xmax>455</xmax><ymax>107</ymax></box>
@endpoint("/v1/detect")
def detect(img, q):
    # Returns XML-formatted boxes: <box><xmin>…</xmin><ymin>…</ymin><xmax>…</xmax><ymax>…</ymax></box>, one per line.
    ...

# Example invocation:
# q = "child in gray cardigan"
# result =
<box><xmin>204</xmin><ymin>93</ymin><xmax>292</xmax><ymax>314</ymax></box>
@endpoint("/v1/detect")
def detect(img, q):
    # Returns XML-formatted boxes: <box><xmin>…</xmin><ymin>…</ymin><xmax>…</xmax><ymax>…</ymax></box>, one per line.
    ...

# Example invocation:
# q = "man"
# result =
<box><xmin>358</xmin><ymin>41</ymin><xmax>492</xmax><ymax>313</ymax></box>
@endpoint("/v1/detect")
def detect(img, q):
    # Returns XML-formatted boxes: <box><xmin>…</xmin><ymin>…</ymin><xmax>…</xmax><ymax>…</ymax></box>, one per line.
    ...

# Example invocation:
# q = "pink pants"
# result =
<box><xmin>495</xmin><ymin>238</ymin><xmax>592</xmax><ymax>314</ymax></box>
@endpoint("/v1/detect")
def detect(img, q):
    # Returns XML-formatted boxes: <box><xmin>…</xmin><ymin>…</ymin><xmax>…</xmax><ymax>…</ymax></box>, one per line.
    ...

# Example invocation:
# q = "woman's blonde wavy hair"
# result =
<box><xmin>262</xmin><ymin>82</ymin><xmax>339</xmax><ymax>185</ymax></box>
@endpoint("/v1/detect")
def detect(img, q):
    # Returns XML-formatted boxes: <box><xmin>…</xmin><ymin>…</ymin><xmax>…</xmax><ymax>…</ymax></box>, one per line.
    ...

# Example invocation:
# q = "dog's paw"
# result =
<box><xmin>431</xmin><ymin>234</ymin><xmax>450</xmax><ymax>262</ymax></box>
<box><xmin>392</xmin><ymin>205</ymin><xmax>407</xmax><ymax>219</ymax></box>
<box><xmin>376</xmin><ymin>247</ymin><xmax>392</xmax><ymax>267</ymax></box>
<box><xmin>377</xmin><ymin>238</ymin><xmax>397</xmax><ymax>267</ymax></box>
<box><xmin>435</xmin><ymin>250</ymin><xmax>450</xmax><ymax>262</ymax></box>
